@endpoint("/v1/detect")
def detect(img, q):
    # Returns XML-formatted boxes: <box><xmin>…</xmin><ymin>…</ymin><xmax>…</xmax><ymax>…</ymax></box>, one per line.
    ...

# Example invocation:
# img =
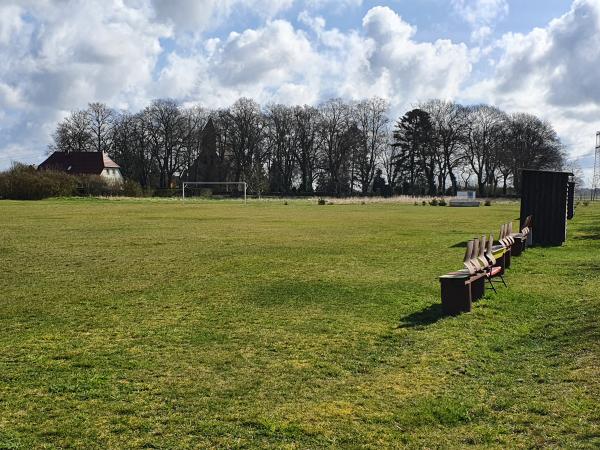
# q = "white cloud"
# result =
<box><xmin>298</xmin><ymin>10</ymin><xmax>326</xmax><ymax>34</ymax></box>
<box><xmin>494</xmin><ymin>0</ymin><xmax>600</xmax><ymax>108</ymax></box>
<box><xmin>0</xmin><ymin>4</ymin><xmax>24</xmax><ymax>45</ymax></box>
<box><xmin>0</xmin><ymin>0</ymin><xmax>170</xmax><ymax>166</ymax></box>
<box><xmin>2</xmin><ymin>0</ymin><xmax>169</xmax><ymax>109</ymax></box>
<box><xmin>359</xmin><ymin>7</ymin><xmax>471</xmax><ymax>108</ymax></box>
<box><xmin>154</xmin><ymin>18</ymin><xmax>323</xmax><ymax>106</ymax></box>
<box><xmin>155</xmin><ymin>53</ymin><xmax>206</xmax><ymax>99</ymax></box>
<box><xmin>452</xmin><ymin>0</ymin><xmax>509</xmax><ymax>25</ymax></box>
<box><xmin>471</xmin><ymin>25</ymin><xmax>492</xmax><ymax>42</ymax></box>
<box><xmin>362</xmin><ymin>6</ymin><xmax>416</xmax><ymax>42</ymax></box>
<box><xmin>0</xmin><ymin>0</ymin><xmax>599</xmax><ymax>177</ymax></box>
<box><xmin>452</xmin><ymin>0</ymin><xmax>509</xmax><ymax>42</ymax></box>
<box><xmin>0</xmin><ymin>2</ymin><xmax>474</xmax><ymax>167</ymax></box>
<box><xmin>466</xmin><ymin>0</ymin><xmax>600</xmax><ymax>169</ymax></box>
<box><xmin>0</xmin><ymin>143</ymin><xmax>40</xmax><ymax>168</ymax></box>
<box><xmin>149</xmin><ymin>0</ymin><xmax>358</xmax><ymax>33</ymax></box>
<box><xmin>0</xmin><ymin>83</ymin><xmax>24</xmax><ymax>109</ymax></box>
<box><xmin>155</xmin><ymin>6</ymin><xmax>471</xmax><ymax>114</ymax></box>
<box><xmin>215</xmin><ymin>21</ymin><xmax>317</xmax><ymax>87</ymax></box>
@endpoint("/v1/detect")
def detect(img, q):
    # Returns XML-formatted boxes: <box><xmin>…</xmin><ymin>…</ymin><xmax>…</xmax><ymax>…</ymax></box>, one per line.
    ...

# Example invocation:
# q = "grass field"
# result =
<box><xmin>0</xmin><ymin>198</ymin><xmax>599</xmax><ymax>449</ymax></box>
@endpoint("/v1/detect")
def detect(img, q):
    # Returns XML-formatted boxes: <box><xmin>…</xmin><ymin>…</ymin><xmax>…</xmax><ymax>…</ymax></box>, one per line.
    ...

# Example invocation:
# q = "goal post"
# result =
<box><xmin>182</xmin><ymin>181</ymin><xmax>247</xmax><ymax>204</ymax></box>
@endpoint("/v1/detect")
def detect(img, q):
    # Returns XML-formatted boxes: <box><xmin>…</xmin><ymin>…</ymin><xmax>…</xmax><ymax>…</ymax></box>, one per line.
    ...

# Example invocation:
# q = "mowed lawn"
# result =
<box><xmin>0</xmin><ymin>198</ymin><xmax>599</xmax><ymax>449</ymax></box>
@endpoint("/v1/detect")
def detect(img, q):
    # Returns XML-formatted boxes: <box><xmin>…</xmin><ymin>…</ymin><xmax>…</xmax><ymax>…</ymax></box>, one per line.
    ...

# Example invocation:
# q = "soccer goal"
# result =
<box><xmin>182</xmin><ymin>181</ymin><xmax>247</xmax><ymax>204</ymax></box>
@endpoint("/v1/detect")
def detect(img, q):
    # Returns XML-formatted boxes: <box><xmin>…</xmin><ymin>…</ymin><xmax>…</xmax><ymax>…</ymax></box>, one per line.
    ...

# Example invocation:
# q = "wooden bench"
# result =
<box><xmin>439</xmin><ymin>271</ymin><xmax>485</xmax><ymax>315</ymax></box>
<box><xmin>494</xmin><ymin>223</ymin><xmax>513</xmax><ymax>265</ymax></box>
<box><xmin>439</xmin><ymin>234</ymin><xmax>508</xmax><ymax>315</ymax></box>
<box><xmin>509</xmin><ymin>215</ymin><xmax>533</xmax><ymax>256</ymax></box>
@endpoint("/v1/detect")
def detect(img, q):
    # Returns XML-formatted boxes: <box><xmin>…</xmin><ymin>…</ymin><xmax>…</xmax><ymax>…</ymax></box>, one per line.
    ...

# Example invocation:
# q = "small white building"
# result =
<box><xmin>450</xmin><ymin>190</ymin><xmax>480</xmax><ymax>207</ymax></box>
<box><xmin>457</xmin><ymin>190</ymin><xmax>477</xmax><ymax>199</ymax></box>
<box><xmin>38</xmin><ymin>151</ymin><xmax>123</xmax><ymax>183</ymax></box>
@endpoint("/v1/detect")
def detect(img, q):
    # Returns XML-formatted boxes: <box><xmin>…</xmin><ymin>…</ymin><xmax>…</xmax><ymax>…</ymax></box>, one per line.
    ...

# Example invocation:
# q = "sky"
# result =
<box><xmin>0</xmin><ymin>0</ymin><xmax>598</xmax><ymax>184</ymax></box>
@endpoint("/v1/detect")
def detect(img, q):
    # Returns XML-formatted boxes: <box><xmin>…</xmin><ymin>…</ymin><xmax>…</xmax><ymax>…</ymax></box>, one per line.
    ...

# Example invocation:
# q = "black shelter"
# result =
<box><xmin>520</xmin><ymin>169</ymin><xmax>574</xmax><ymax>246</ymax></box>
<box><xmin>567</xmin><ymin>181</ymin><xmax>576</xmax><ymax>220</ymax></box>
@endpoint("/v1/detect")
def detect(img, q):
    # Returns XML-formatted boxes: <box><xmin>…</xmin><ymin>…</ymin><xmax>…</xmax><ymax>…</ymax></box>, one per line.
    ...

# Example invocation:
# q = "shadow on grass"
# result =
<box><xmin>573</xmin><ymin>233</ymin><xmax>600</xmax><ymax>241</ymax></box>
<box><xmin>398</xmin><ymin>303</ymin><xmax>444</xmax><ymax>328</ymax></box>
<box><xmin>449</xmin><ymin>241</ymin><xmax>468</xmax><ymax>248</ymax></box>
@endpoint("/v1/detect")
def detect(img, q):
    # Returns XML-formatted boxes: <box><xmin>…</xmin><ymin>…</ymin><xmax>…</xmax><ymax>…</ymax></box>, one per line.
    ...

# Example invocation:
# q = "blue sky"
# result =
<box><xmin>0</xmin><ymin>0</ymin><xmax>597</xmax><ymax>182</ymax></box>
<box><xmin>195</xmin><ymin>1</ymin><xmax>571</xmax><ymax>40</ymax></box>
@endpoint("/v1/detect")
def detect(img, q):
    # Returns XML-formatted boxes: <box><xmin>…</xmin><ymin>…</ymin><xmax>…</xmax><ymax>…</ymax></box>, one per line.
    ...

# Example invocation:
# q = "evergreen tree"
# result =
<box><xmin>392</xmin><ymin>109</ymin><xmax>436</xmax><ymax>195</ymax></box>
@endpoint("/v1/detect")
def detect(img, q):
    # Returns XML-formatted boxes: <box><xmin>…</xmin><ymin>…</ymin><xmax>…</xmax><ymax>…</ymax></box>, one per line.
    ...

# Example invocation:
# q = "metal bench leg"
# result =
<box><xmin>499</xmin><ymin>274</ymin><xmax>507</xmax><ymax>288</ymax></box>
<box><xmin>486</xmin><ymin>276</ymin><xmax>497</xmax><ymax>293</ymax></box>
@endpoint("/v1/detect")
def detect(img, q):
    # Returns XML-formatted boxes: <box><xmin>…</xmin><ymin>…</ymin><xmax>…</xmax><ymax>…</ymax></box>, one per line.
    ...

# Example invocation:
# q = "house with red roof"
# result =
<box><xmin>38</xmin><ymin>152</ymin><xmax>123</xmax><ymax>184</ymax></box>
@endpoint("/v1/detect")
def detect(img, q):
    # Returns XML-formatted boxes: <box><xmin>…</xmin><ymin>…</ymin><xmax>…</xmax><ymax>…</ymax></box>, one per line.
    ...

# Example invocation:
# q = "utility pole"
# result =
<box><xmin>593</xmin><ymin>132</ymin><xmax>600</xmax><ymax>201</ymax></box>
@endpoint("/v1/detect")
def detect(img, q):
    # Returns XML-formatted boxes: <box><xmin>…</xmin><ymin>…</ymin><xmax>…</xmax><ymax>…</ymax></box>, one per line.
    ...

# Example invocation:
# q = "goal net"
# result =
<box><xmin>182</xmin><ymin>182</ymin><xmax>247</xmax><ymax>203</ymax></box>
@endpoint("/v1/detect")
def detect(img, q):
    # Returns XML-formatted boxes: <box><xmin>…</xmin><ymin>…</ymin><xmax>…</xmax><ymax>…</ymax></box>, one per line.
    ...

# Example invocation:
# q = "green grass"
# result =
<box><xmin>0</xmin><ymin>198</ymin><xmax>598</xmax><ymax>449</ymax></box>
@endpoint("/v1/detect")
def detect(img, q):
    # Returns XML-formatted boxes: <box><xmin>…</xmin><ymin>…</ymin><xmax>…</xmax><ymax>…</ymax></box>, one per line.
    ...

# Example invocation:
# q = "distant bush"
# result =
<box><xmin>484</xmin><ymin>200</ymin><xmax>492</xmax><ymax>206</ymax></box>
<box><xmin>414</xmin><ymin>201</ymin><xmax>418</xmax><ymax>206</ymax></box>
<box><xmin>0</xmin><ymin>163</ymin><xmax>77</xmax><ymax>200</ymax></box>
<box><xmin>121</xmin><ymin>179</ymin><xmax>144</xmax><ymax>197</ymax></box>
<box><xmin>199</xmin><ymin>188</ymin><xmax>213</xmax><ymax>198</ymax></box>
<box><xmin>153</xmin><ymin>188</ymin><xmax>181</xmax><ymax>197</ymax></box>
<box><xmin>77</xmin><ymin>175</ymin><xmax>115</xmax><ymax>196</ymax></box>
<box><xmin>76</xmin><ymin>176</ymin><xmax>145</xmax><ymax>197</ymax></box>
<box><xmin>0</xmin><ymin>163</ymin><xmax>148</xmax><ymax>200</ymax></box>
<box><xmin>318</xmin><ymin>198</ymin><xmax>326</xmax><ymax>205</ymax></box>
<box><xmin>438</xmin><ymin>198</ymin><xmax>447</xmax><ymax>206</ymax></box>
<box><xmin>422</xmin><ymin>200</ymin><xmax>427</xmax><ymax>206</ymax></box>
<box><xmin>429</xmin><ymin>198</ymin><xmax>439</xmax><ymax>206</ymax></box>
<box><xmin>583</xmin><ymin>201</ymin><xmax>589</xmax><ymax>206</ymax></box>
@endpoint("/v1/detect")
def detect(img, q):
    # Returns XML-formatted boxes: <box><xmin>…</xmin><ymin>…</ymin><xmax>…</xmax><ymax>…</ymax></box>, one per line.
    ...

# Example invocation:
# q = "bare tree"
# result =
<box><xmin>565</xmin><ymin>159</ymin><xmax>585</xmax><ymax>187</ymax></box>
<box><xmin>459</xmin><ymin>163</ymin><xmax>472</xmax><ymax>190</ymax></box>
<box><xmin>111</xmin><ymin>111</ymin><xmax>156</xmax><ymax>188</ymax></box>
<box><xmin>180</xmin><ymin>105</ymin><xmax>210</xmax><ymax>178</ymax></box>
<box><xmin>506</xmin><ymin>113</ymin><xmax>565</xmax><ymax>192</ymax></box>
<box><xmin>380</xmin><ymin>137</ymin><xmax>399</xmax><ymax>189</ymax></box>
<box><xmin>463</xmin><ymin>105</ymin><xmax>504</xmax><ymax>196</ymax></box>
<box><xmin>292</xmin><ymin>105</ymin><xmax>320</xmax><ymax>193</ymax></box>
<box><xmin>87</xmin><ymin>102</ymin><xmax>114</xmax><ymax>153</ymax></box>
<box><xmin>420</xmin><ymin>99</ymin><xmax>467</xmax><ymax>195</ymax></box>
<box><xmin>144</xmin><ymin>99</ymin><xmax>186</xmax><ymax>189</ymax></box>
<box><xmin>353</xmin><ymin>97</ymin><xmax>390</xmax><ymax>194</ymax></box>
<box><xmin>226</xmin><ymin>98</ymin><xmax>266</xmax><ymax>183</ymax></box>
<box><xmin>47</xmin><ymin>95</ymin><xmax>566</xmax><ymax>196</ymax></box>
<box><xmin>49</xmin><ymin>110</ymin><xmax>92</xmax><ymax>154</ymax></box>
<box><xmin>317</xmin><ymin>98</ymin><xmax>353</xmax><ymax>195</ymax></box>
<box><xmin>264</xmin><ymin>104</ymin><xmax>296</xmax><ymax>194</ymax></box>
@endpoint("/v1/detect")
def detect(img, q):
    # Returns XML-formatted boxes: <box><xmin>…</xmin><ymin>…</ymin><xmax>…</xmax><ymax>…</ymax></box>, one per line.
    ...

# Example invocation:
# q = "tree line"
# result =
<box><xmin>50</xmin><ymin>98</ymin><xmax>565</xmax><ymax>196</ymax></box>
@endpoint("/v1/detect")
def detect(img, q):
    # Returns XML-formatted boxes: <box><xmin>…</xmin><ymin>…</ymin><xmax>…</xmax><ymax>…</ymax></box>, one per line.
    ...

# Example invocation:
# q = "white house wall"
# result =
<box><xmin>101</xmin><ymin>168</ymin><xmax>124</xmax><ymax>183</ymax></box>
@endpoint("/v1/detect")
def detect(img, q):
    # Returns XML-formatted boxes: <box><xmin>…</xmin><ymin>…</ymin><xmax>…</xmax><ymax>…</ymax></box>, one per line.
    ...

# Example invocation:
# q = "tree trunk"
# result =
<box><xmin>448</xmin><ymin>170</ymin><xmax>458</xmax><ymax>195</ymax></box>
<box><xmin>478</xmin><ymin>181</ymin><xmax>486</xmax><ymax>197</ymax></box>
<box><xmin>477</xmin><ymin>172</ymin><xmax>486</xmax><ymax>197</ymax></box>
